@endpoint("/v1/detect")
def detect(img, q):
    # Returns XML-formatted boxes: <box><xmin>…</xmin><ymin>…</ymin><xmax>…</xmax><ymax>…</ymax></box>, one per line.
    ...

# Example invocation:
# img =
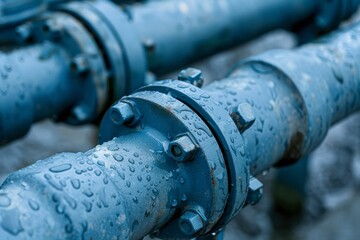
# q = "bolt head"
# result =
<box><xmin>246</xmin><ymin>177</ymin><xmax>263</xmax><ymax>205</ymax></box>
<box><xmin>42</xmin><ymin>19</ymin><xmax>63</xmax><ymax>41</ymax></box>
<box><xmin>143</xmin><ymin>38</ymin><xmax>156</xmax><ymax>52</ymax></box>
<box><xmin>178</xmin><ymin>68</ymin><xmax>204</xmax><ymax>87</ymax></box>
<box><xmin>230</xmin><ymin>103</ymin><xmax>255</xmax><ymax>133</ymax></box>
<box><xmin>70</xmin><ymin>106</ymin><xmax>89</xmax><ymax>123</ymax></box>
<box><xmin>179</xmin><ymin>211</ymin><xmax>204</xmax><ymax>235</ymax></box>
<box><xmin>70</xmin><ymin>55</ymin><xmax>89</xmax><ymax>75</ymax></box>
<box><xmin>168</xmin><ymin>135</ymin><xmax>198</xmax><ymax>162</ymax></box>
<box><xmin>110</xmin><ymin>102</ymin><xmax>134</xmax><ymax>126</ymax></box>
<box><xmin>15</xmin><ymin>23</ymin><xmax>33</xmax><ymax>42</ymax></box>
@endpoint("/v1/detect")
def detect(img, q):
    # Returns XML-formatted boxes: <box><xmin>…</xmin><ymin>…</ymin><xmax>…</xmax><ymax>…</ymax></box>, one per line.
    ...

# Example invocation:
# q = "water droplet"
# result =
<box><xmin>171</xmin><ymin>199</ymin><xmax>178</xmax><ymax>207</ymax></box>
<box><xmin>113</xmin><ymin>154</ymin><xmax>124</xmax><ymax>162</ymax></box>
<box><xmin>103</xmin><ymin>177</ymin><xmax>109</xmax><ymax>184</ymax></box>
<box><xmin>116</xmin><ymin>169</ymin><xmax>125</xmax><ymax>180</ymax></box>
<box><xmin>181</xmin><ymin>194</ymin><xmax>188</xmax><ymax>202</ymax></box>
<box><xmin>28</xmin><ymin>199</ymin><xmax>40</xmax><ymax>211</ymax></box>
<box><xmin>82</xmin><ymin>200</ymin><xmax>92</xmax><ymax>212</ymax></box>
<box><xmin>56</xmin><ymin>203</ymin><xmax>65</xmax><ymax>214</ymax></box>
<box><xmin>131</xmin><ymin>220</ymin><xmax>139</xmax><ymax>233</ymax></box>
<box><xmin>71</xmin><ymin>179</ymin><xmax>81</xmax><ymax>189</ymax></box>
<box><xmin>97</xmin><ymin>160</ymin><xmax>105</xmax><ymax>167</ymax></box>
<box><xmin>49</xmin><ymin>163</ymin><xmax>72</xmax><ymax>173</ymax></box>
<box><xmin>83</xmin><ymin>189</ymin><xmax>94</xmax><ymax>198</ymax></box>
<box><xmin>194</xmin><ymin>122</ymin><xmax>212</xmax><ymax>137</ymax></box>
<box><xmin>108</xmin><ymin>145</ymin><xmax>119</xmax><ymax>151</ymax></box>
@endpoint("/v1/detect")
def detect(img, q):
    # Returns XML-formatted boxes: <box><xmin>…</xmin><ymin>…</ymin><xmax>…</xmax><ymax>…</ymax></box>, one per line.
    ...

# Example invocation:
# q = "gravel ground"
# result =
<box><xmin>0</xmin><ymin>17</ymin><xmax>360</xmax><ymax>240</ymax></box>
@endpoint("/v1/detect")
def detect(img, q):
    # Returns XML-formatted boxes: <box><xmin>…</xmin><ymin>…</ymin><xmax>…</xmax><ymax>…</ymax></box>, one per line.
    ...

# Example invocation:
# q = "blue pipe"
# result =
<box><xmin>0</xmin><ymin>20</ymin><xmax>359</xmax><ymax>239</ymax></box>
<box><xmin>1</xmin><ymin>0</ymin><xmax>359</xmax><ymax>145</ymax></box>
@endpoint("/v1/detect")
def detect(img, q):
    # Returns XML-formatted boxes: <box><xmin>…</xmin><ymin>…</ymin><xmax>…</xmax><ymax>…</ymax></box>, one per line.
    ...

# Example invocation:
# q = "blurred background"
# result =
<box><xmin>0</xmin><ymin>7</ymin><xmax>359</xmax><ymax>240</ymax></box>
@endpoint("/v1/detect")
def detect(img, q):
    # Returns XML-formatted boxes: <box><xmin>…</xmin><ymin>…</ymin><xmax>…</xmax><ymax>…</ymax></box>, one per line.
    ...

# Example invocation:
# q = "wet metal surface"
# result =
<box><xmin>0</xmin><ymin>23</ymin><xmax>359</xmax><ymax>239</ymax></box>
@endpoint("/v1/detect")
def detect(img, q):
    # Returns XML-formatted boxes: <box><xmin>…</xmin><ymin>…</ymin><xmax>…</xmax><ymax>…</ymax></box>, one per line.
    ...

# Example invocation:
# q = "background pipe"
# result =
<box><xmin>1</xmin><ymin>0</ymin><xmax>359</xmax><ymax>145</ymax></box>
<box><xmin>129</xmin><ymin>0</ymin><xmax>359</xmax><ymax>74</ymax></box>
<box><xmin>0</xmin><ymin>20</ymin><xmax>359</xmax><ymax>239</ymax></box>
<box><xmin>0</xmin><ymin>11</ymin><xmax>109</xmax><ymax>144</ymax></box>
<box><xmin>129</xmin><ymin>0</ymin><xmax>319</xmax><ymax>74</ymax></box>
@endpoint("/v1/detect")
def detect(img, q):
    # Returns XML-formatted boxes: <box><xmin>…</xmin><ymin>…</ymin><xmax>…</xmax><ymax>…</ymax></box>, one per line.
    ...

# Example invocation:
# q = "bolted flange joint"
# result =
<box><xmin>110</xmin><ymin>101</ymin><xmax>135</xmax><ymax>126</ymax></box>
<box><xmin>229</xmin><ymin>103</ymin><xmax>256</xmax><ymax>133</ymax></box>
<box><xmin>167</xmin><ymin>134</ymin><xmax>199</xmax><ymax>162</ymax></box>
<box><xmin>179</xmin><ymin>206</ymin><xmax>208</xmax><ymax>236</ymax></box>
<box><xmin>178</xmin><ymin>68</ymin><xmax>204</xmax><ymax>88</ymax></box>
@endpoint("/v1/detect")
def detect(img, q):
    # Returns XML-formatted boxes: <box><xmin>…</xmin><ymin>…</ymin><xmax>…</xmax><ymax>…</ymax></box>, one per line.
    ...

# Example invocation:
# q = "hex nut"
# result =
<box><xmin>168</xmin><ymin>135</ymin><xmax>198</xmax><ymax>162</ymax></box>
<box><xmin>71</xmin><ymin>106</ymin><xmax>89</xmax><ymax>123</ymax></box>
<box><xmin>70</xmin><ymin>55</ymin><xmax>89</xmax><ymax>75</ymax></box>
<box><xmin>246</xmin><ymin>177</ymin><xmax>263</xmax><ymax>205</ymax></box>
<box><xmin>110</xmin><ymin>102</ymin><xmax>134</xmax><ymax>126</ymax></box>
<box><xmin>230</xmin><ymin>103</ymin><xmax>256</xmax><ymax>133</ymax></box>
<box><xmin>179</xmin><ymin>211</ymin><xmax>204</xmax><ymax>235</ymax></box>
<box><xmin>178</xmin><ymin>68</ymin><xmax>204</xmax><ymax>88</ymax></box>
<box><xmin>42</xmin><ymin>19</ymin><xmax>63</xmax><ymax>41</ymax></box>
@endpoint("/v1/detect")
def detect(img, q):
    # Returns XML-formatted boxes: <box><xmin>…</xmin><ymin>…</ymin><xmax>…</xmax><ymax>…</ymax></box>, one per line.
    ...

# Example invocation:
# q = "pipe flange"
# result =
<box><xmin>139</xmin><ymin>80</ymin><xmax>250</xmax><ymax>232</ymax></box>
<box><xmin>57</xmin><ymin>0</ymin><xmax>146</xmax><ymax>103</ymax></box>
<box><xmin>33</xmin><ymin>12</ymin><xmax>108</xmax><ymax>124</ymax></box>
<box><xmin>99</xmin><ymin>91</ymin><xmax>229</xmax><ymax>238</ymax></box>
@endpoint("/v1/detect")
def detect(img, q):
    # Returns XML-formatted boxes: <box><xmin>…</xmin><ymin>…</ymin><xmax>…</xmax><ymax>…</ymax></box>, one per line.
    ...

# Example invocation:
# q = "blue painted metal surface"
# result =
<box><xmin>129</xmin><ymin>0</ymin><xmax>360</xmax><ymax>74</ymax></box>
<box><xmin>0</xmin><ymin>11</ymin><xmax>109</xmax><ymax>144</ymax></box>
<box><xmin>1</xmin><ymin>0</ymin><xmax>359</xmax><ymax>145</ymax></box>
<box><xmin>0</xmin><ymin>21</ymin><xmax>359</xmax><ymax>239</ymax></box>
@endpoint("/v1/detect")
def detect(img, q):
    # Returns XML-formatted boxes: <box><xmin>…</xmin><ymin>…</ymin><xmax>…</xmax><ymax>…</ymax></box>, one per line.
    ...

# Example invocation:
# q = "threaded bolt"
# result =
<box><xmin>178</xmin><ymin>68</ymin><xmax>204</xmax><ymax>88</ymax></box>
<box><xmin>110</xmin><ymin>102</ymin><xmax>134</xmax><ymax>126</ymax></box>
<box><xmin>168</xmin><ymin>135</ymin><xmax>198</xmax><ymax>162</ymax></box>
<box><xmin>229</xmin><ymin>103</ymin><xmax>256</xmax><ymax>133</ymax></box>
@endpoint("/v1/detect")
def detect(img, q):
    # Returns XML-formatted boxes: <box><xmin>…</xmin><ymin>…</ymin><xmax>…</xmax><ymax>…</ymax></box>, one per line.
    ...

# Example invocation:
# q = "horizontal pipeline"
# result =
<box><xmin>1</xmin><ymin>0</ymin><xmax>358</xmax><ymax>144</ymax></box>
<box><xmin>0</xmin><ymin>20</ymin><xmax>359</xmax><ymax>239</ymax></box>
